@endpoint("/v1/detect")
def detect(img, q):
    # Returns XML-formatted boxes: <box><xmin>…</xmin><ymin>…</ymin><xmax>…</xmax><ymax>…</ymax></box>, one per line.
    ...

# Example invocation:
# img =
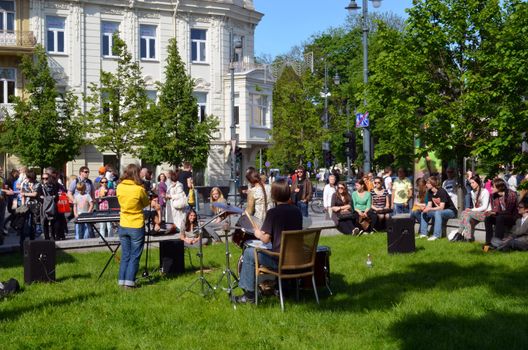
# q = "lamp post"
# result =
<box><xmin>322</xmin><ymin>62</ymin><xmax>340</xmax><ymax>166</ymax></box>
<box><xmin>345</xmin><ymin>0</ymin><xmax>382</xmax><ymax>173</ymax></box>
<box><xmin>230</xmin><ymin>37</ymin><xmax>243</xmax><ymax>205</ymax></box>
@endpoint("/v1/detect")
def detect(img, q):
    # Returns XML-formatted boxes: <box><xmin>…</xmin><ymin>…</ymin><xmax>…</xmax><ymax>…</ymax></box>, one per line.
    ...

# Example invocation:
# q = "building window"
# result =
<box><xmin>47</xmin><ymin>16</ymin><xmax>65</xmax><ymax>54</ymax></box>
<box><xmin>0</xmin><ymin>1</ymin><xmax>15</xmax><ymax>33</ymax></box>
<box><xmin>250</xmin><ymin>94</ymin><xmax>269</xmax><ymax>127</ymax></box>
<box><xmin>191</xmin><ymin>29</ymin><xmax>207</xmax><ymax>63</ymax></box>
<box><xmin>140</xmin><ymin>25</ymin><xmax>156</xmax><ymax>60</ymax></box>
<box><xmin>193</xmin><ymin>92</ymin><xmax>207</xmax><ymax>122</ymax></box>
<box><xmin>234</xmin><ymin>35</ymin><xmax>244</xmax><ymax>62</ymax></box>
<box><xmin>0</xmin><ymin>68</ymin><xmax>15</xmax><ymax>104</ymax></box>
<box><xmin>102</xmin><ymin>21</ymin><xmax>119</xmax><ymax>57</ymax></box>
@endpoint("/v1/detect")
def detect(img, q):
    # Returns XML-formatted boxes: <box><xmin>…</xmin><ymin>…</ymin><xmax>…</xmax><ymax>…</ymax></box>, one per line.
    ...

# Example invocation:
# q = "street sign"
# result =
<box><xmin>307</xmin><ymin>161</ymin><xmax>312</xmax><ymax>169</ymax></box>
<box><xmin>322</xmin><ymin>141</ymin><xmax>330</xmax><ymax>151</ymax></box>
<box><xmin>265</xmin><ymin>161</ymin><xmax>270</xmax><ymax>167</ymax></box>
<box><xmin>355</xmin><ymin>112</ymin><xmax>369</xmax><ymax>128</ymax></box>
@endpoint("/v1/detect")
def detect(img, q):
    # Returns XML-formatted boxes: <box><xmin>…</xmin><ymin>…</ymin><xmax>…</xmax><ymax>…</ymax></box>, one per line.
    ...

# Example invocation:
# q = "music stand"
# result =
<box><xmin>180</xmin><ymin>211</ymin><xmax>227</xmax><ymax>298</ymax></box>
<box><xmin>214</xmin><ymin>220</ymin><xmax>239</xmax><ymax>301</ymax></box>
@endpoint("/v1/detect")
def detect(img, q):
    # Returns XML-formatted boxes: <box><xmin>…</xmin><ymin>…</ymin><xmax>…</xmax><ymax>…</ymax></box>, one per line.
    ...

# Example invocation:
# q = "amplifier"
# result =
<box><xmin>159</xmin><ymin>240</ymin><xmax>185</xmax><ymax>275</ymax></box>
<box><xmin>24</xmin><ymin>240</ymin><xmax>56</xmax><ymax>284</ymax></box>
<box><xmin>387</xmin><ymin>216</ymin><xmax>415</xmax><ymax>254</ymax></box>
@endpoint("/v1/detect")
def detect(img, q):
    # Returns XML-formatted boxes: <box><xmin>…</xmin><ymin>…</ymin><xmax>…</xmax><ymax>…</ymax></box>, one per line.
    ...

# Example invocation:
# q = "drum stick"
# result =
<box><xmin>244</xmin><ymin>210</ymin><xmax>259</xmax><ymax>231</ymax></box>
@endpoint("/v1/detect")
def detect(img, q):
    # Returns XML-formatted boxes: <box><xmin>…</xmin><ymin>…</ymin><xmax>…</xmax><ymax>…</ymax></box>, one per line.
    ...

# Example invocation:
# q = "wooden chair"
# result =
<box><xmin>254</xmin><ymin>228</ymin><xmax>321</xmax><ymax>311</ymax></box>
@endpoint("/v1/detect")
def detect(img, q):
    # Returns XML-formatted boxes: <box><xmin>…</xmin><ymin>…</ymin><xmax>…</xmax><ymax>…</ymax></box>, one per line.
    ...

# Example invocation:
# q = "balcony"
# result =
<box><xmin>0</xmin><ymin>31</ymin><xmax>36</xmax><ymax>53</ymax></box>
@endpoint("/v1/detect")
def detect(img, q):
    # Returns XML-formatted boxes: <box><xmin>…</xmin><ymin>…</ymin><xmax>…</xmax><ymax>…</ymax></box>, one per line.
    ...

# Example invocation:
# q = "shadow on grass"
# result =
<box><xmin>56</xmin><ymin>273</ymin><xmax>92</xmax><ymax>283</ymax></box>
<box><xmin>0</xmin><ymin>250</ymin><xmax>77</xmax><ymax>269</ymax></box>
<box><xmin>389</xmin><ymin>311</ymin><xmax>528</xmax><ymax>349</ymax></box>
<box><xmin>0</xmin><ymin>292</ymin><xmax>101</xmax><ymax>323</ymax></box>
<box><xmin>322</xmin><ymin>262</ymin><xmax>528</xmax><ymax>313</ymax></box>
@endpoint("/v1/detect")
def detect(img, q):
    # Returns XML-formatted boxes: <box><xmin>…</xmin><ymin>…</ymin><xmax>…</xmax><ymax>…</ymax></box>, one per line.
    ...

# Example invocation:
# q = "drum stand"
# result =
<box><xmin>180</xmin><ymin>211</ymin><xmax>226</xmax><ymax>298</ymax></box>
<box><xmin>214</xmin><ymin>220</ymin><xmax>239</xmax><ymax>301</ymax></box>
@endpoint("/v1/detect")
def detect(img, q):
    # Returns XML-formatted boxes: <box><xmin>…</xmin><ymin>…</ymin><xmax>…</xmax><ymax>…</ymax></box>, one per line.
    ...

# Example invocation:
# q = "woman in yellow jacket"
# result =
<box><xmin>116</xmin><ymin>164</ymin><xmax>150</xmax><ymax>288</ymax></box>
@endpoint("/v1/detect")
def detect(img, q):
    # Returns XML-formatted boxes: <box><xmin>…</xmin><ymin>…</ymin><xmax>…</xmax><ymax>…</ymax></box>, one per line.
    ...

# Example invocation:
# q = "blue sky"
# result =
<box><xmin>254</xmin><ymin>0</ymin><xmax>414</xmax><ymax>57</ymax></box>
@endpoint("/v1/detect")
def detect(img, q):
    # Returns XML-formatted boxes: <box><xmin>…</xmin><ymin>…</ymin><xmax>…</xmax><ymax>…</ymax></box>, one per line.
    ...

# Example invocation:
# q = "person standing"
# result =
<box><xmin>382</xmin><ymin>166</ymin><xmax>393</xmax><ymax>202</ymax></box>
<box><xmin>418</xmin><ymin>176</ymin><xmax>458</xmax><ymax>241</ymax></box>
<box><xmin>391</xmin><ymin>168</ymin><xmax>413</xmax><ymax>215</ymax></box>
<box><xmin>323</xmin><ymin>175</ymin><xmax>337</xmax><ymax>219</ymax></box>
<box><xmin>178</xmin><ymin>162</ymin><xmax>193</xmax><ymax>196</ymax></box>
<box><xmin>67</xmin><ymin>166</ymin><xmax>95</xmax><ymax>203</ymax></box>
<box><xmin>464</xmin><ymin>170</ymin><xmax>474</xmax><ymax>210</ymax></box>
<box><xmin>166</xmin><ymin>170</ymin><xmax>187</xmax><ymax>233</ymax></box>
<box><xmin>0</xmin><ymin>167</ymin><xmax>7</xmax><ymax>237</ymax></box>
<box><xmin>95</xmin><ymin>178</ymin><xmax>116</xmax><ymax>237</ymax></box>
<box><xmin>116</xmin><ymin>164</ymin><xmax>150</xmax><ymax>289</ymax></box>
<box><xmin>73</xmin><ymin>183</ymin><xmax>94</xmax><ymax>239</ymax></box>
<box><xmin>291</xmin><ymin>166</ymin><xmax>312</xmax><ymax>217</ymax></box>
<box><xmin>442</xmin><ymin>167</ymin><xmax>459</xmax><ymax>211</ymax></box>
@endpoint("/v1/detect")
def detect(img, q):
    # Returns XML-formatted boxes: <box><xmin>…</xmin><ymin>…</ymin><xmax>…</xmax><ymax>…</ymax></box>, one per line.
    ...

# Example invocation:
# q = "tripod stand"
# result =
<box><xmin>180</xmin><ymin>211</ymin><xmax>226</xmax><ymax>298</ymax></box>
<box><xmin>214</xmin><ymin>220</ymin><xmax>239</xmax><ymax>300</ymax></box>
<box><xmin>141</xmin><ymin>205</ymin><xmax>158</xmax><ymax>281</ymax></box>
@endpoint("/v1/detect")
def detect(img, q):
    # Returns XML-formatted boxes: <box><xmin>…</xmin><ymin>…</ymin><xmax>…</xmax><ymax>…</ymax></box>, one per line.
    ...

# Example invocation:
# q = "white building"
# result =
<box><xmin>25</xmin><ymin>0</ymin><xmax>273</xmax><ymax>185</ymax></box>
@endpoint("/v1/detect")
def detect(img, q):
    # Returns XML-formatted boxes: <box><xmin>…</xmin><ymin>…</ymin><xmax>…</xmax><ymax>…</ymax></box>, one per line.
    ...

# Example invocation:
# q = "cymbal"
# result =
<box><xmin>211</xmin><ymin>202</ymin><xmax>243</xmax><ymax>214</ymax></box>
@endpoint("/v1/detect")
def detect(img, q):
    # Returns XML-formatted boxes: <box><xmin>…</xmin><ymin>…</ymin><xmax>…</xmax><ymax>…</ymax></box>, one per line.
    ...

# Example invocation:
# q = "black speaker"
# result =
<box><xmin>387</xmin><ymin>216</ymin><xmax>415</xmax><ymax>254</ymax></box>
<box><xmin>159</xmin><ymin>239</ymin><xmax>185</xmax><ymax>275</ymax></box>
<box><xmin>24</xmin><ymin>240</ymin><xmax>56</xmax><ymax>284</ymax></box>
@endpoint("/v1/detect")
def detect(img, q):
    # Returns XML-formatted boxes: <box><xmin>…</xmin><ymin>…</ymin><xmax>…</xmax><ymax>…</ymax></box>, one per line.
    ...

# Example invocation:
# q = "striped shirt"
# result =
<box><xmin>371</xmin><ymin>189</ymin><xmax>388</xmax><ymax>209</ymax></box>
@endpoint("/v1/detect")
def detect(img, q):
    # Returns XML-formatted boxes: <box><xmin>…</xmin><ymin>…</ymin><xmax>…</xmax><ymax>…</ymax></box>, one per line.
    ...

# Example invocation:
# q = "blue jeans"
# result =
<box><xmin>75</xmin><ymin>223</ymin><xmax>92</xmax><ymax>239</ymax></box>
<box><xmin>238</xmin><ymin>247</ymin><xmax>278</xmax><ymax>293</ymax></box>
<box><xmin>297</xmin><ymin>201</ymin><xmax>309</xmax><ymax>217</ymax></box>
<box><xmin>118</xmin><ymin>226</ymin><xmax>145</xmax><ymax>287</ymax></box>
<box><xmin>410</xmin><ymin>210</ymin><xmax>422</xmax><ymax>224</ymax></box>
<box><xmin>419</xmin><ymin>209</ymin><xmax>456</xmax><ymax>238</ymax></box>
<box><xmin>393</xmin><ymin>203</ymin><xmax>410</xmax><ymax>215</ymax></box>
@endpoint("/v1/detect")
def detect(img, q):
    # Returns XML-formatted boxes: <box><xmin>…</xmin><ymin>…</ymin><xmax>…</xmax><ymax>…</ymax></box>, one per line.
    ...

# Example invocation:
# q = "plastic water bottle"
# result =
<box><xmin>366</xmin><ymin>254</ymin><xmax>373</xmax><ymax>268</ymax></box>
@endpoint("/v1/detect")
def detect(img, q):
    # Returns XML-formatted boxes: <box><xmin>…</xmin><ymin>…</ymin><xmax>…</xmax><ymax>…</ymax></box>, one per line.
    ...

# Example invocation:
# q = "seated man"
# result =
<box><xmin>235</xmin><ymin>179</ymin><xmax>302</xmax><ymax>304</ymax></box>
<box><xmin>491</xmin><ymin>198</ymin><xmax>528</xmax><ymax>251</ymax></box>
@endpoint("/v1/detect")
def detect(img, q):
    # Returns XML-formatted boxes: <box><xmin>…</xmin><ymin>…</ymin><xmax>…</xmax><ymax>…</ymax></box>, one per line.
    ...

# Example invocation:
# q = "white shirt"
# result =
<box><xmin>323</xmin><ymin>183</ymin><xmax>336</xmax><ymax>208</ymax></box>
<box><xmin>471</xmin><ymin>189</ymin><xmax>491</xmax><ymax>212</ymax></box>
<box><xmin>508</xmin><ymin>175</ymin><xmax>518</xmax><ymax>192</ymax></box>
<box><xmin>383</xmin><ymin>175</ymin><xmax>393</xmax><ymax>195</ymax></box>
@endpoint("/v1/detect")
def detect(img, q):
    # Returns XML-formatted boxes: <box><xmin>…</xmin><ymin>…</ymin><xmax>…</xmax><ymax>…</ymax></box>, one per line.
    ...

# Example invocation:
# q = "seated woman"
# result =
<box><xmin>352</xmin><ymin>179</ymin><xmax>377</xmax><ymax>233</ymax></box>
<box><xmin>204</xmin><ymin>187</ymin><xmax>227</xmax><ymax>241</ymax></box>
<box><xmin>484</xmin><ymin>178</ymin><xmax>518</xmax><ymax>246</ymax></box>
<box><xmin>331</xmin><ymin>183</ymin><xmax>358</xmax><ymax>235</ymax></box>
<box><xmin>370</xmin><ymin>177</ymin><xmax>391</xmax><ymax>230</ymax></box>
<box><xmin>448</xmin><ymin>175</ymin><xmax>491</xmax><ymax>242</ymax></box>
<box><xmin>180</xmin><ymin>209</ymin><xmax>209</xmax><ymax>247</ymax></box>
<box><xmin>411</xmin><ymin>178</ymin><xmax>427</xmax><ymax>224</ymax></box>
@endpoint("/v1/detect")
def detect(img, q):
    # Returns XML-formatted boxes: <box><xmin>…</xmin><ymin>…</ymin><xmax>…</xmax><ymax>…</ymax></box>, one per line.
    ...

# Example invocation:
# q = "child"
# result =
<box><xmin>74</xmin><ymin>182</ymin><xmax>93</xmax><ymax>239</ymax></box>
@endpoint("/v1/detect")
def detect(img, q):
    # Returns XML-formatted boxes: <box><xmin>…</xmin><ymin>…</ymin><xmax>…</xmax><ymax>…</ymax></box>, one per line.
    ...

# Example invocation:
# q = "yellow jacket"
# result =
<box><xmin>116</xmin><ymin>180</ymin><xmax>150</xmax><ymax>228</ymax></box>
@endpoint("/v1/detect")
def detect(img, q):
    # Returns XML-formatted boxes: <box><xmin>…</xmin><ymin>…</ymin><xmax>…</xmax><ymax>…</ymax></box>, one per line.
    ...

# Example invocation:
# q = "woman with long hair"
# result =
<box><xmin>246</xmin><ymin>169</ymin><xmax>271</xmax><ymax>222</ymax></box>
<box><xmin>448</xmin><ymin>175</ymin><xmax>492</xmax><ymax>242</ymax></box>
<box><xmin>157</xmin><ymin>173</ymin><xmax>167</xmax><ymax>222</ymax></box>
<box><xmin>166</xmin><ymin>170</ymin><xmax>187</xmax><ymax>233</ymax></box>
<box><xmin>352</xmin><ymin>179</ymin><xmax>377</xmax><ymax>233</ymax></box>
<box><xmin>180</xmin><ymin>209</ymin><xmax>209</xmax><ymax>247</ymax></box>
<box><xmin>116</xmin><ymin>164</ymin><xmax>150</xmax><ymax>289</ymax></box>
<box><xmin>210</xmin><ymin>187</ymin><xmax>226</xmax><ymax>216</ymax></box>
<box><xmin>371</xmin><ymin>176</ymin><xmax>391</xmax><ymax>229</ymax></box>
<box><xmin>331</xmin><ymin>182</ymin><xmax>359</xmax><ymax>235</ymax></box>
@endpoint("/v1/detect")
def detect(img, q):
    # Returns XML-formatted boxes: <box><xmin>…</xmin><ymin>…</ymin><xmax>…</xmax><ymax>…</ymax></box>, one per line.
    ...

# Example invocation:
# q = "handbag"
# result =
<box><xmin>359</xmin><ymin>216</ymin><xmax>371</xmax><ymax>230</ymax></box>
<box><xmin>337</xmin><ymin>211</ymin><xmax>354</xmax><ymax>221</ymax></box>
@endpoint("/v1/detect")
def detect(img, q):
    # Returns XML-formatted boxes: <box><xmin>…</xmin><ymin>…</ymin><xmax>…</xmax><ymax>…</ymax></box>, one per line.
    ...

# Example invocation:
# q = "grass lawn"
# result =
<box><xmin>1</xmin><ymin>234</ymin><xmax>528</xmax><ymax>349</ymax></box>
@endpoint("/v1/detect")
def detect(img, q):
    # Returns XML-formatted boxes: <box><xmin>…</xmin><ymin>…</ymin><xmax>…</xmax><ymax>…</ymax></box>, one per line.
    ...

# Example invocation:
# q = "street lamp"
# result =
<box><xmin>322</xmin><ymin>62</ymin><xmax>340</xmax><ymax>166</ymax></box>
<box><xmin>230</xmin><ymin>37</ymin><xmax>243</xmax><ymax>205</ymax></box>
<box><xmin>345</xmin><ymin>0</ymin><xmax>382</xmax><ymax>173</ymax></box>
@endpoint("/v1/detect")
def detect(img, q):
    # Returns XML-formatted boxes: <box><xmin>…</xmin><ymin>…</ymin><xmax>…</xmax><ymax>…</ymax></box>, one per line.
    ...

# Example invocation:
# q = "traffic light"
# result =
<box><xmin>343</xmin><ymin>131</ymin><xmax>357</xmax><ymax>161</ymax></box>
<box><xmin>235</xmin><ymin>147</ymin><xmax>243</xmax><ymax>162</ymax></box>
<box><xmin>324</xmin><ymin>150</ymin><xmax>334</xmax><ymax>168</ymax></box>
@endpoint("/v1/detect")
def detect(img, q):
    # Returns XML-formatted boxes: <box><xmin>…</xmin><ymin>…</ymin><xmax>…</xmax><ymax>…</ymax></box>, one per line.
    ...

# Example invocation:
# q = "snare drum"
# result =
<box><xmin>302</xmin><ymin>245</ymin><xmax>331</xmax><ymax>289</ymax></box>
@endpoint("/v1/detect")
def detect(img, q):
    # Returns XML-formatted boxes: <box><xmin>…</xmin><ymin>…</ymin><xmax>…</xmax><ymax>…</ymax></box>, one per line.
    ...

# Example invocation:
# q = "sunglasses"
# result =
<box><xmin>338</xmin><ymin>187</ymin><xmax>345</xmax><ymax>190</ymax></box>
<box><xmin>101</xmin><ymin>181</ymin><xmax>107</xmax><ymax>184</ymax></box>
<box><xmin>82</xmin><ymin>171</ymin><xmax>90</xmax><ymax>174</ymax></box>
<box><xmin>42</xmin><ymin>177</ymin><xmax>49</xmax><ymax>180</ymax></box>
<box><xmin>374</xmin><ymin>182</ymin><xmax>381</xmax><ymax>184</ymax></box>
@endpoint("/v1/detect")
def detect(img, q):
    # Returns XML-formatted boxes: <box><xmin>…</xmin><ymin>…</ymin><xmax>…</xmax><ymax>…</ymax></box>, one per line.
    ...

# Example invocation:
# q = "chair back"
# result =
<box><xmin>278</xmin><ymin>229</ymin><xmax>321</xmax><ymax>272</ymax></box>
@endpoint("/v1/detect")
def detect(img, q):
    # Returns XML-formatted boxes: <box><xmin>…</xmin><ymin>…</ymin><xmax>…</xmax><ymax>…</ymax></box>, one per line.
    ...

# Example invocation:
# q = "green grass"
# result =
<box><xmin>1</xmin><ymin>235</ymin><xmax>528</xmax><ymax>349</ymax></box>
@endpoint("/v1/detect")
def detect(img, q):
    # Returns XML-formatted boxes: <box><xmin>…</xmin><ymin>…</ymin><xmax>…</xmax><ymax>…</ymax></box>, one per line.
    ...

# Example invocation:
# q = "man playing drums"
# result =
<box><xmin>235</xmin><ymin>179</ymin><xmax>303</xmax><ymax>304</ymax></box>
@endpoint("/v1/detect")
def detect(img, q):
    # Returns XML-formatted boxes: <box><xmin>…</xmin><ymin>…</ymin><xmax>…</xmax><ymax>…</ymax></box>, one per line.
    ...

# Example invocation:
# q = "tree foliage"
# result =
<box><xmin>139</xmin><ymin>38</ymin><xmax>218</xmax><ymax>168</ymax></box>
<box><xmin>0</xmin><ymin>45</ymin><xmax>83</xmax><ymax>170</ymax></box>
<box><xmin>84</xmin><ymin>34</ymin><xmax>149</xmax><ymax>169</ymax></box>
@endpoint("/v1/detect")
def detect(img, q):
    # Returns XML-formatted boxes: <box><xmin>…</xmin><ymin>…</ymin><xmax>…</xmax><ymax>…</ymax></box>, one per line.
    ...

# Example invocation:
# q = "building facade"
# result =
<box><xmin>9</xmin><ymin>0</ymin><xmax>273</xmax><ymax>184</ymax></box>
<box><xmin>0</xmin><ymin>0</ymin><xmax>36</xmax><ymax>171</ymax></box>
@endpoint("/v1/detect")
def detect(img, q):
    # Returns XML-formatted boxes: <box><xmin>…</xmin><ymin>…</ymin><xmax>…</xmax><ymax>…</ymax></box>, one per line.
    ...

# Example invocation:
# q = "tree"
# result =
<box><xmin>140</xmin><ymin>38</ymin><xmax>218</xmax><ymax>168</ymax></box>
<box><xmin>84</xmin><ymin>34</ymin><xmax>149</xmax><ymax>170</ymax></box>
<box><xmin>0</xmin><ymin>45</ymin><xmax>83</xmax><ymax>170</ymax></box>
<box><xmin>268</xmin><ymin>65</ymin><xmax>322</xmax><ymax>172</ymax></box>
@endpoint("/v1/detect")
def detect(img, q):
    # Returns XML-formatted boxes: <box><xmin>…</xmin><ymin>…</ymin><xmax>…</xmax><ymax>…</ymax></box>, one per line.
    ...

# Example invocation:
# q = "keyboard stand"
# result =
<box><xmin>91</xmin><ymin>223</ymin><xmax>121</xmax><ymax>281</ymax></box>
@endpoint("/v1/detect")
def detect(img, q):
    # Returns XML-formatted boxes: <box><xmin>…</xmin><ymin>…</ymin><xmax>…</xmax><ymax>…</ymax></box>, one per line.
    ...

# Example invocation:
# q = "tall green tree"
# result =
<box><xmin>268</xmin><ymin>66</ymin><xmax>322</xmax><ymax>172</ymax></box>
<box><xmin>140</xmin><ymin>38</ymin><xmax>218</xmax><ymax>168</ymax></box>
<box><xmin>0</xmin><ymin>45</ymin><xmax>83</xmax><ymax>170</ymax></box>
<box><xmin>84</xmin><ymin>34</ymin><xmax>149</xmax><ymax>170</ymax></box>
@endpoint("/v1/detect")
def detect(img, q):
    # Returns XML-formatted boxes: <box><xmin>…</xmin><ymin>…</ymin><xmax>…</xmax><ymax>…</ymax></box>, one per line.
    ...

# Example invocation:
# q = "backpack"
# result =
<box><xmin>0</xmin><ymin>278</ymin><xmax>20</xmax><ymax>298</ymax></box>
<box><xmin>57</xmin><ymin>192</ymin><xmax>70</xmax><ymax>214</ymax></box>
<box><xmin>42</xmin><ymin>186</ymin><xmax>57</xmax><ymax>220</ymax></box>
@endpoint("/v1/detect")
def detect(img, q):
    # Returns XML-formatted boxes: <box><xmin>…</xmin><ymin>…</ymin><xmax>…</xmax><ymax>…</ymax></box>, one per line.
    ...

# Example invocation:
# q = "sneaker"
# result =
<box><xmin>427</xmin><ymin>236</ymin><xmax>439</xmax><ymax>241</ymax></box>
<box><xmin>448</xmin><ymin>230</ymin><xmax>459</xmax><ymax>242</ymax></box>
<box><xmin>357</xmin><ymin>230</ymin><xmax>364</xmax><ymax>237</ymax></box>
<box><xmin>418</xmin><ymin>234</ymin><xmax>428</xmax><ymax>239</ymax></box>
<box><xmin>352</xmin><ymin>228</ymin><xmax>360</xmax><ymax>236</ymax></box>
<box><xmin>234</xmin><ymin>294</ymin><xmax>255</xmax><ymax>304</ymax></box>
